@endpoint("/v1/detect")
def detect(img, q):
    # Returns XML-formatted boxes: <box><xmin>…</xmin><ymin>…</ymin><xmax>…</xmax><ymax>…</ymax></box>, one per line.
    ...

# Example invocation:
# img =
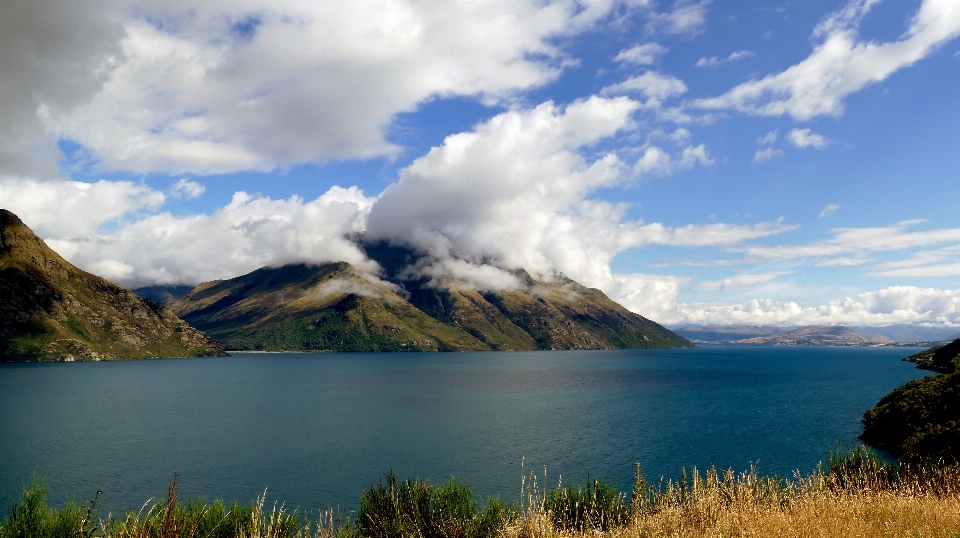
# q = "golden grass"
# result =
<box><xmin>505</xmin><ymin>461</ymin><xmax>960</xmax><ymax>538</ymax></box>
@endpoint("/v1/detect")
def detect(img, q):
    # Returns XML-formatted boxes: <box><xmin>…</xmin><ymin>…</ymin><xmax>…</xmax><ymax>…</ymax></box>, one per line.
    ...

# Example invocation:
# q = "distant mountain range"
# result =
<box><xmin>159</xmin><ymin>243</ymin><xmax>694</xmax><ymax>352</ymax></box>
<box><xmin>675</xmin><ymin>324</ymin><xmax>959</xmax><ymax>346</ymax></box>
<box><xmin>0</xmin><ymin>210</ymin><xmax>225</xmax><ymax>361</ymax></box>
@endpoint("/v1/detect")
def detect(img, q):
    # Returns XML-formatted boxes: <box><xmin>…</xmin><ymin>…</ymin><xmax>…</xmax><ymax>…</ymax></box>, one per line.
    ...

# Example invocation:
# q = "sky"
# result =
<box><xmin>2</xmin><ymin>0</ymin><xmax>960</xmax><ymax>328</ymax></box>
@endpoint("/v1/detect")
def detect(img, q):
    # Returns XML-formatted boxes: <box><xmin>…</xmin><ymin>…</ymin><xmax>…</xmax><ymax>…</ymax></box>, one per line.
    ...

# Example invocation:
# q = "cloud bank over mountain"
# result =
<box><xmin>2</xmin><ymin>0</ymin><xmax>960</xmax><ymax>328</ymax></box>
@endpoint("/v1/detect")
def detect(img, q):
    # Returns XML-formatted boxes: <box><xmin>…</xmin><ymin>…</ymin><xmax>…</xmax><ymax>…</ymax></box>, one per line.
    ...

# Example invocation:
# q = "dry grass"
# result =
<box><xmin>4</xmin><ymin>449</ymin><xmax>959</xmax><ymax>538</ymax></box>
<box><xmin>505</xmin><ymin>455</ymin><xmax>960</xmax><ymax>538</ymax></box>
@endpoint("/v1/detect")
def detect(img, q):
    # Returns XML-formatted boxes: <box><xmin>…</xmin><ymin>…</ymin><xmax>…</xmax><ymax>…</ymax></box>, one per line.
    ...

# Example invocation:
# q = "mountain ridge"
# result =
<box><xmin>0</xmin><ymin>209</ymin><xmax>226</xmax><ymax>361</ymax></box>
<box><xmin>170</xmin><ymin>255</ymin><xmax>694</xmax><ymax>352</ymax></box>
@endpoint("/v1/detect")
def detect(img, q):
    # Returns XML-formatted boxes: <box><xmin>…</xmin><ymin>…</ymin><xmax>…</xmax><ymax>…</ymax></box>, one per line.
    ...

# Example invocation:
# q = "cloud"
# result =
<box><xmin>868</xmin><ymin>245</ymin><xmax>960</xmax><ymax>277</ymax></box>
<box><xmin>737</xmin><ymin>220</ymin><xmax>960</xmax><ymax>260</ymax></box>
<box><xmin>757</xmin><ymin>130</ymin><xmax>778</xmax><ymax>145</ymax></box>
<box><xmin>614</xmin><ymin>43</ymin><xmax>668</xmax><ymax>65</ymax></box>
<box><xmin>634</xmin><ymin>144</ymin><xmax>715</xmax><ymax>175</ymax></box>
<box><xmin>600</xmin><ymin>71</ymin><xmax>688</xmax><ymax>102</ymax></box>
<box><xmin>788</xmin><ymin>128</ymin><xmax>829</xmax><ymax>149</ymax></box>
<box><xmin>696</xmin><ymin>50</ymin><xmax>754</xmax><ymax>68</ymax></box>
<box><xmin>695</xmin><ymin>0</ymin><xmax>960</xmax><ymax>119</ymax></box>
<box><xmin>170</xmin><ymin>179</ymin><xmax>205</xmax><ymax>199</ymax></box>
<box><xmin>0</xmin><ymin>175</ymin><xmax>165</xmax><ymax>239</ymax></box>
<box><xmin>46</xmin><ymin>185</ymin><xmax>377</xmax><ymax>287</ymax></box>
<box><xmin>0</xmin><ymin>0</ymin><xmax>127</xmax><ymax>175</ymax></box>
<box><xmin>753</xmin><ymin>147</ymin><xmax>784</xmax><ymax>163</ymax></box>
<box><xmin>647</xmin><ymin>1</ymin><xmax>709</xmax><ymax>36</ymax></box>
<box><xmin>700</xmin><ymin>271</ymin><xmax>793</xmax><ymax>291</ymax></box>
<box><xmin>818</xmin><ymin>203</ymin><xmax>840</xmax><ymax>218</ymax></box>
<box><xmin>660</xmin><ymin>286</ymin><xmax>960</xmax><ymax>327</ymax></box>
<box><xmin>10</xmin><ymin>0</ymin><xmax>629</xmax><ymax>175</ymax></box>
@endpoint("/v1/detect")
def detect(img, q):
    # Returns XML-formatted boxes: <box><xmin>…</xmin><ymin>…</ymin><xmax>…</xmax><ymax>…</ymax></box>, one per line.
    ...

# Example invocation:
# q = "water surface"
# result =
<box><xmin>0</xmin><ymin>346</ymin><xmax>929</xmax><ymax>515</ymax></box>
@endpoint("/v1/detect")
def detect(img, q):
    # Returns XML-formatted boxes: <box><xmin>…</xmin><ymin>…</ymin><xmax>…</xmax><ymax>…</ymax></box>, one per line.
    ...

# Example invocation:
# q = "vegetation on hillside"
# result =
<box><xmin>172</xmin><ymin>260</ymin><xmax>693</xmax><ymax>353</ymax></box>
<box><xmin>859</xmin><ymin>338</ymin><xmax>960</xmax><ymax>463</ymax></box>
<box><xmin>0</xmin><ymin>209</ymin><xmax>225</xmax><ymax>362</ymax></box>
<box><xmin>5</xmin><ymin>447</ymin><xmax>959</xmax><ymax>538</ymax></box>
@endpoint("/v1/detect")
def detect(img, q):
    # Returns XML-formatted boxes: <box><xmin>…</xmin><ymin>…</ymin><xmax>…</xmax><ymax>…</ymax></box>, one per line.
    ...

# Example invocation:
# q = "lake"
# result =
<box><xmin>0</xmin><ymin>346</ymin><xmax>930</xmax><ymax>516</ymax></box>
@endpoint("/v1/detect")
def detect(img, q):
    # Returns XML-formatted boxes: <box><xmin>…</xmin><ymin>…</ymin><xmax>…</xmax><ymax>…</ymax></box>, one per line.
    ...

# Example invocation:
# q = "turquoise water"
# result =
<box><xmin>0</xmin><ymin>346</ymin><xmax>929</xmax><ymax>516</ymax></box>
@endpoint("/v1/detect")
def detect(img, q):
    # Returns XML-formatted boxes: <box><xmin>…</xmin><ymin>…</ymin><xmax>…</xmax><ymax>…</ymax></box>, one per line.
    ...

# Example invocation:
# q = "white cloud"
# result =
<box><xmin>663</xmin><ymin>286</ymin><xmax>960</xmax><ymax>327</ymax></box>
<box><xmin>614</xmin><ymin>43</ymin><xmax>668</xmax><ymax>65</ymax></box>
<box><xmin>634</xmin><ymin>144</ymin><xmax>715</xmax><ymax>175</ymax></box>
<box><xmin>0</xmin><ymin>175</ymin><xmax>165</xmax><ymax>239</ymax></box>
<box><xmin>170</xmin><ymin>179</ymin><xmax>205</xmax><ymax>199</ymax></box>
<box><xmin>696</xmin><ymin>0</ymin><xmax>960</xmax><ymax>119</ymax></box>
<box><xmin>700</xmin><ymin>271</ymin><xmax>793</xmax><ymax>291</ymax></box>
<box><xmin>13</xmin><ymin>0</ymin><xmax>629</xmax><ymax>175</ymax></box>
<box><xmin>868</xmin><ymin>245</ymin><xmax>960</xmax><ymax>277</ymax></box>
<box><xmin>601</xmin><ymin>71</ymin><xmax>688</xmax><ymax>103</ymax></box>
<box><xmin>696</xmin><ymin>50</ymin><xmax>754</xmax><ymax>68</ymax></box>
<box><xmin>815</xmin><ymin>257</ymin><xmax>872</xmax><ymax>267</ymax></box>
<box><xmin>757</xmin><ymin>130</ymin><xmax>778</xmax><ymax>145</ymax></box>
<box><xmin>647</xmin><ymin>1</ymin><xmax>709</xmax><ymax>36</ymax></box>
<box><xmin>818</xmin><ymin>203</ymin><xmax>840</xmax><ymax>218</ymax></box>
<box><xmin>737</xmin><ymin>220</ymin><xmax>960</xmax><ymax>260</ymax></box>
<box><xmin>788</xmin><ymin>128</ymin><xmax>829</xmax><ymax>149</ymax></box>
<box><xmin>753</xmin><ymin>147</ymin><xmax>784</xmax><ymax>163</ymax></box>
<box><xmin>50</xmin><ymin>185</ymin><xmax>377</xmax><ymax>288</ymax></box>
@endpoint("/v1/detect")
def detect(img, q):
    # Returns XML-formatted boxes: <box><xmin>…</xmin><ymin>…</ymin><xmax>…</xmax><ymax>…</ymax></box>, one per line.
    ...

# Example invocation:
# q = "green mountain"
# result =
<box><xmin>0</xmin><ymin>209</ymin><xmax>226</xmax><ymax>361</ymax></box>
<box><xmin>171</xmin><ymin>251</ymin><xmax>693</xmax><ymax>352</ymax></box>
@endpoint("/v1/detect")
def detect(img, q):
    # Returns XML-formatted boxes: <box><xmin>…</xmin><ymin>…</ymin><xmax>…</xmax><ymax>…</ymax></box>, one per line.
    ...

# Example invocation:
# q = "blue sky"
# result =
<box><xmin>2</xmin><ymin>0</ymin><xmax>960</xmax><ymax>327</ymax></box>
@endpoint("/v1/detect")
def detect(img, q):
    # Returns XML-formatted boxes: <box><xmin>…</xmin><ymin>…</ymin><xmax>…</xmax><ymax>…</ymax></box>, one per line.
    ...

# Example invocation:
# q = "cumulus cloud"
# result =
<box><xmin>0</xmin><ymin>175</ymin><xmax>165</xmax><ymax>238</ymax></box>
<box><xmin>696</xmin><ymin>0</ymin><xmax>960</xmax><ymax>119</ymax></box>
<box><xmin>753</xmin><ymin>147</ymin><xmax>784</xmax><ymax>163</ymax></box>
<box><xmin>664</xmin><ymin>286</ymin><xmax>960</xmax><ymax>327</ymax></box>
<box><xmin>363</xmin><ymin>96</ymin><xmax>779</xmax><ymax>305</ymax></box>
<box><xmin>788</xmin><ymin>128</ymin><xmax>829</xmax><ymax>149</ymax></box>
<box><xmin>601</xmin><ymin>71</ymin><xmax>688</xmax><ymax>103</ymax></box>
<box><xmin>695</xmin><ymin>50</ymin><xmax>754</xmax><ymax>68</ymax></box>
<box><xmin>818</xmin><ymin>203</ymin><xmax>840</xmax><ymax>218</ymax></box>
<box><xmin>170</xmin><ymin>179</ymin><xmax>205</xmax><ymax>199</ymax></box>
<box><xmin>614</xmin><ymin>43</ymin><xmax>669</xmax><ymax>65</ymax></box>
<box><xmin>51</xmin><ymin>185</ymin><xmax>377</xmax><ymax>287</ymax></box>
<box><xmin>10</xmin><ymin>0</ymin><xmax>629</xmax><ymax>175</ymax></box>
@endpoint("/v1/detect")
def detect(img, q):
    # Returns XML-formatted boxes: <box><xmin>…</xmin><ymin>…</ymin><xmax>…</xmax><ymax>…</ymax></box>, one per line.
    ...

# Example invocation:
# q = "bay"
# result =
<box><xmin>0</xmin><ymin>346</ymin><xmax>930</xmax><ymax>516</ymax></box>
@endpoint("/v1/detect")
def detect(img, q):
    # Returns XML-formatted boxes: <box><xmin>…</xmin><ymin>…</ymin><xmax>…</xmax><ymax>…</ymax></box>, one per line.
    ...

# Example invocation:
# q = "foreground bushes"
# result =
<box><xmin>4</xmin><ymin>447</ymin><xmax>960</xmax><ymax>538</ymax></box>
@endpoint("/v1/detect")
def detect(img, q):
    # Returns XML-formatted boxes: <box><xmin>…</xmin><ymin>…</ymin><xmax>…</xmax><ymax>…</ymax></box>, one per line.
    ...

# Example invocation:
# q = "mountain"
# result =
<box><xmin>0</xmin><ymin>209</ymin><xmax>226</xmax><ymax>361</ymax></box>
<box><xmin>171</xmin><ymin>253</ymin><xmax>693</xmax><ymax>352</ymax></box>
<box><xmin>727</xmin><ymin>325</ymin><xmax>871</xmax><ymax>346</ymax></box>
<box><xmin>133</xmin><ymin>284</ymin><xmax>194</xmax><ymax>305</ymax></box>
<box><xmin>674</xmin><ymin>325</ymin><xmax>787</xmax><ymax>343</ymax></box>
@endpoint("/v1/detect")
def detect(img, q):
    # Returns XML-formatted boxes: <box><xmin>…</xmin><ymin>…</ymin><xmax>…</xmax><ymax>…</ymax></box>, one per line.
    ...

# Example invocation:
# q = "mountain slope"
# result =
<box><xmin>728</xmin><ymin>325</ymin><xmax>871</xmax><ymax>346</ymax></box>
<box><xmin>0</xmin><ymin>209</ymin><xmax>226</xmax><ymax>361</ymax></box>
<box><xmin>172</xmin><ymin>259</ymin><xmax>693</xmax><ymax>352</ymax></box>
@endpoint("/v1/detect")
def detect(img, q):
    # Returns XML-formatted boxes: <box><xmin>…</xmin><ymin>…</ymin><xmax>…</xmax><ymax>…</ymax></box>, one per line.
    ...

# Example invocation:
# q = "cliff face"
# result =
<box><xmin>171</xmin><ymin>256</ymin><xmax>693</xmax><ymax>352</ymax></box>
<box><xmin>0</xmin><ymin>209</ymin><xmax>226</xmax><ymax>361</ymax></box>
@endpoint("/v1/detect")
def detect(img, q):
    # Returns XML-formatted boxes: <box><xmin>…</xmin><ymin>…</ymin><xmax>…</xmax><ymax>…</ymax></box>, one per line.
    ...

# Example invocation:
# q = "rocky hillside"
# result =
<box><xmin>0</xmin><ymin>209</ymin><xmax>226</xmax><ymax>361</ymax></box>
<box><xmin>728</xmin><ymin>325</ymin><xmax>872</xmax><ymax>346</ymax></box>
<box><xmin>171</xmin><ymin>249</ymin><xmax>693</xmax><ymax>352</ymax></box>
